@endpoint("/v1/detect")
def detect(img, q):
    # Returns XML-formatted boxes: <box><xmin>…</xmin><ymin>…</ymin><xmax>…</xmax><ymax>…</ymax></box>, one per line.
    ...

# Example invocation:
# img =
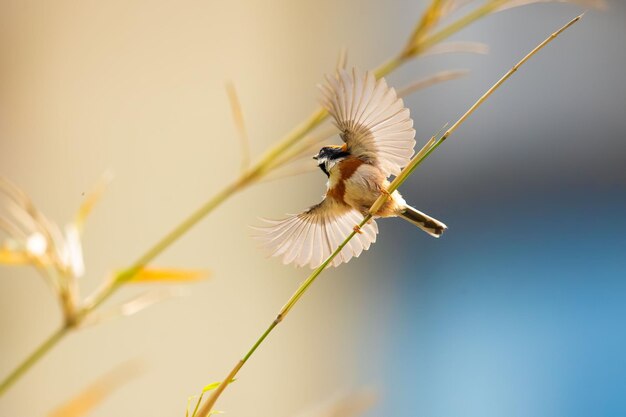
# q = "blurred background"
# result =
<box><xmin>1</xmin><ymin>1</ymin><xmax>625</xmax><ymax>416</ymax></box>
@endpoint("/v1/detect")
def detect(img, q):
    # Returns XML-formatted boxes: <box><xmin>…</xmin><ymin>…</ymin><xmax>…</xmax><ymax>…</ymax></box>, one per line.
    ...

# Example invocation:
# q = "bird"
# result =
<box><xmin>256</xmin><ymin>68</ymin><xmax>447</xmax><ymax>269</ymax></box>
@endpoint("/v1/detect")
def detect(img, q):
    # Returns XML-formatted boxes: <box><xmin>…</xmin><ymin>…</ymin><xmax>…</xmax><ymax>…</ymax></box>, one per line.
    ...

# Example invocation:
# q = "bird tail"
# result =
<box><xmin>398</xmin><ymin>205</ymin><xmax>447</xmax><ymax>238</ymax></box>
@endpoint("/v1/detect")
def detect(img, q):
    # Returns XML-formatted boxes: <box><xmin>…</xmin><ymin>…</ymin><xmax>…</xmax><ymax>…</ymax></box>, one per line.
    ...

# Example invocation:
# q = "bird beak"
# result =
<box><xmin>312</xmin><ymin>155</ymin><xmax>318</xmax><ymax>160</ymax></box>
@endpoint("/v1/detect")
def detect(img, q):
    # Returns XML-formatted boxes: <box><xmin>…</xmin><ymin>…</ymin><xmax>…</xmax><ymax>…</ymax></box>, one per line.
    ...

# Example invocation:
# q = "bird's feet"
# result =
<box><xmin>353</xmin><ymin>225</ymin><xmax>363</xmax><ymax>234</ymax></box>
<box><xmin>377</xmin><ymin>184</ymin><xmax>391</xmax><ymax>198</ymax></box>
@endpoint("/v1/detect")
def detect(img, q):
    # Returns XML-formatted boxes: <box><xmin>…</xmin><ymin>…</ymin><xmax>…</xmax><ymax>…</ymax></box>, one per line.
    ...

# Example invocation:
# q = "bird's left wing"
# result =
<box><xmin>319</xmin><ymin>68</ymin><xmax>416</xmax><ymax>177</ymax></box>
<box><xmin>256</xmin><ymin>197</ymin><xmax>378</xmax><ymax>269</ymax></box>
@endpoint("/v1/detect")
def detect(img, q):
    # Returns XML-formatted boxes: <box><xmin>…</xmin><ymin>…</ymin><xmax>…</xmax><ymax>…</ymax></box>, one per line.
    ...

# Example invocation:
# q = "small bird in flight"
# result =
<box><xmin>257</xmin><ymin>68</ymin><xmax>447</xmax><ymax>268</ymax></box>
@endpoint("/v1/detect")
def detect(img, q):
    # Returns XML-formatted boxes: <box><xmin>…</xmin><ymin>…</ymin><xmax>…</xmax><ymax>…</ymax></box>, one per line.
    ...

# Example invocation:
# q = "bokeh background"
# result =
<box><xmin>1</xmin><ymin>1</ymin><xmax>625</xmax><ymax>416</ymax></box>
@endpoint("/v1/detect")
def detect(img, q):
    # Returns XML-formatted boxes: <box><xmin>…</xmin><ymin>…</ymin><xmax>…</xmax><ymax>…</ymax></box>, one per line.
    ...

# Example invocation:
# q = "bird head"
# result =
<box><xmin>313</xmin><ymin>144</ymin><xmax>349</xmax><ymax>177</ymax></box>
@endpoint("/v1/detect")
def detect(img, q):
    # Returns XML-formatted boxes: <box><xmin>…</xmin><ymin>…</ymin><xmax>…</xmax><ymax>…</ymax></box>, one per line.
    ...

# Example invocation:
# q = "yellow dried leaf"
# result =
<box><xmin>128</xmin><ymin>268</ymin><xmax>209</xmax><ymax>283</ymax></box>
<box><xmin>405</xmin><ymin>0</ymin><xmax>446</xmax><ymax>53</ymax></box>
<box><xmin>0</xmin><ymin>247</ymin><xmax>30</xmax><ymax>265</ymax></box>
<box><xmin>203</xmin><ymin>379</ymin><xmax>236</xmax><ymax>393</ymax></box>
<box><xmin>187</xmin><ymin>380</ymin><xmax>235</xmax><ymax>417</ymax></box>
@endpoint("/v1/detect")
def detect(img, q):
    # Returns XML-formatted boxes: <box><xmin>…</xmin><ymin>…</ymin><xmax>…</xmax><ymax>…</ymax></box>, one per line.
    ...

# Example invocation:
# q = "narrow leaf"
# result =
<box><xmin>499</xmin><ymin>0</ymin><xmax>607</xmax><ymax>12</ymax></box>
<box><xmin>203</xmin><ymin>379</ymin><xmax>236</xmax><ymax>393</ymax></box>
<box><xmin>81</xmin><ymin>288</ymin><xmax>187</xmax><ymax>327</ymax></box>
<box><xmin>397</xmin><ymin>70</ymin><xmax>470</xmax><ymax>98</ymax></box>
<box><xmin>423</xmin><ymin>41</ymin><xmax>489</xmax><ymax>56</ymax></box>
<box><xmin>0</xmin><ymin>247</ymin><xmax>29</xmax><ymax>265</ymax></box>
<box><xmin>225</xmin><ymin>82</ymin><xmax>251</xmax><ymax>171</ymax></box>
<box><xmin>188</xmin><ymin>380</ymin><xmax>235</xmax><ymax>417</ymax></box>
<box><xmin>405</xmin><ymin>0</ymin><xmax>447</xmax><ymax>54</ymax></box>
<box><xmin>128</xmin><ymin>267</ymin><xmax>209</xmax><ymax>283</ymax></box>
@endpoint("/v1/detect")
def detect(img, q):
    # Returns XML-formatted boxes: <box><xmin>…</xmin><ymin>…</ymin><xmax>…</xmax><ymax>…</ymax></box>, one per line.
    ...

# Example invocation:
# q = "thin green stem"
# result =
<box><xmin>195</xmin><ymin>215</ymin><xmax>370</xmax><ymax>417</ymax></box>
<box><xmin>0</xmin><ymin>325</ymin><xmax>69</xmax><ymax>396</ymax></box>
<box><xmin>241</xmin><ymin>320</ymin><xmax>280</xmax><ymax>364</ymax></box>
<box><xmin>84</xmin><ymin>174</ymin><xmax>254</xmax><ymax>314</ymax></box>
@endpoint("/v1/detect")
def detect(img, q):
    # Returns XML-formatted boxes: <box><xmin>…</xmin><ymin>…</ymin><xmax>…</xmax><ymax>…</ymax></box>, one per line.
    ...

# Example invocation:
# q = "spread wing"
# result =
<box><xmin>255</xmin><ymin>197</ymin><xmax>378</xmax><ymax>269</ymax></box>
<box><xmin>319</xmin><ymin>68</ymin><xmax>416</xmax><ymax>177</ymax></box>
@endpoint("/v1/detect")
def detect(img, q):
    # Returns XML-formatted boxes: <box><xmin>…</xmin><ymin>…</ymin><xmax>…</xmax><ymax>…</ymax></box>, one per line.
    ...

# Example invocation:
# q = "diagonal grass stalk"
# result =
<box><xmin>193</xmin><ymin>14</ymin><xmax>583</xmax><ymax>417</ymax></box>
<box><xmin>0</xmin><ymin>326</ymin><xmax>69</xmax><ymax>397</ymax></box>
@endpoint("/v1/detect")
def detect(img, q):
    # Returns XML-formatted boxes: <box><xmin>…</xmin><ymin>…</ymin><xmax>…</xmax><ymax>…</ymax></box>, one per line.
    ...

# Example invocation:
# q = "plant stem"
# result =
<box><xmin>194</xmin><ymin>13</ymin><xmax>583</xmax><ymax>417</ymax></box>
<box><xmin>195</xmin><ymin>215</ymin><xmax>370</xmax><ymax>417</ymax></box>
<box><xmin>0</xmin><ymin>325</ymin><xmax>69</xmax><ymax>396</ymax></box>
<box><xmin>85</xmin><ymin>174</ymin><xmax>254</xmax><ymax>313</ymax></box>
<box><xmin>372</xmin><ymin>12</ymin><xmax>583</xmax><ymax>213</ymax></box>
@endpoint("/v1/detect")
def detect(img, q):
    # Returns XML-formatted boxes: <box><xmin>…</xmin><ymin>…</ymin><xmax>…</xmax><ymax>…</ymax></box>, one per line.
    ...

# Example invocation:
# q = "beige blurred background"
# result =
<box><xmin>1</xmin><ymin>0</ymin><xmax>617</xmax><ymax>416</ymax></box>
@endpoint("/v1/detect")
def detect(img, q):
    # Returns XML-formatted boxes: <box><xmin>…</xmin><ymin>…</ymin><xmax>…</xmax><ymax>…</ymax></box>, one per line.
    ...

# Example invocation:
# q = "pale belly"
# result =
<box><xmin>341</xmin><ymin>164</ymin><xmax>405</xmax><ymax>216</ymax></box>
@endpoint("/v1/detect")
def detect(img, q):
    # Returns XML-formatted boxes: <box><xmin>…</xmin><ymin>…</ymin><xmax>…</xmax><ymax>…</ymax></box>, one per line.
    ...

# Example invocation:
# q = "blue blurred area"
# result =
<box><xmin>382</xmin><ymin>189</ymin><xmax>626</xmax><ymax>417</ymax></box>
<box><xmin>362</xmin><ymin>4</ymin><xmax>626</xmax><ymax>415</ymax></box>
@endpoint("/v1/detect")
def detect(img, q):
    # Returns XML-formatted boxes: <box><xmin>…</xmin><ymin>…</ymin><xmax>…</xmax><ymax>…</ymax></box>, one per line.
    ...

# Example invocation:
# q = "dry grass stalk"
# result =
<box><xmin>225</xmin><ymin>82</ymin><xmax>252</xmax><ymax>171</ymax></box>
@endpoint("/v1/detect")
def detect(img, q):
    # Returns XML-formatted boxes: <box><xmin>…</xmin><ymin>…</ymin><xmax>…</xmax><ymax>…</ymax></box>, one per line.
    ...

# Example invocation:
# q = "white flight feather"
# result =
<box><xmin>321</xmin><ymin>68</ymin><xmax>416</xmax><ymax>177</ymax></box>
<box><xmin>255</xmin><ymin>205</ymin><xmax>378</xmax><ymax>269</ymax></box>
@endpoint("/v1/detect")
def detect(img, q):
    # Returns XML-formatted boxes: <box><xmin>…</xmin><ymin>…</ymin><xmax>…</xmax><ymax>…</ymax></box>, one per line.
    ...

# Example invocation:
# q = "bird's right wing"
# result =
<box><xmin>255</xmin><ymin>197</ymin><xmax>378</xmax><ymax>269</ymax></box>
<box><xmin>319</xmin><ymin>68</ymin><xmax>416</xmax><ymax>177</ymax></box>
